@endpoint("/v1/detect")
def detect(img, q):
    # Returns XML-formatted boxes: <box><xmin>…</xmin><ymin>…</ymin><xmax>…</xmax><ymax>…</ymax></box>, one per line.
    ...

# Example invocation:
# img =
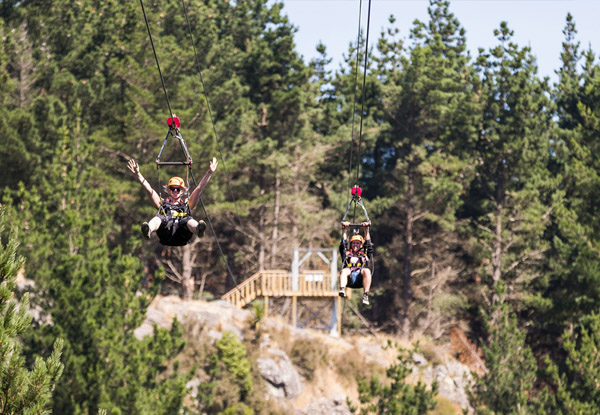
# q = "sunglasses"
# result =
<box><xmin>169</xmin><ymin>186</ymin><xmax>183</xmax><ymax>192</ymax></box>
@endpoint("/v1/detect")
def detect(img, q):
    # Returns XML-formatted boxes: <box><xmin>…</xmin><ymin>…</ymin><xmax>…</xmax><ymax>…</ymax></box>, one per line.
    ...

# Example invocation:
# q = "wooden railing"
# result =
<box><xmin>221</xmin><ymin>269</ymin><xmax>339</xmax><ymax>308</ymax></box>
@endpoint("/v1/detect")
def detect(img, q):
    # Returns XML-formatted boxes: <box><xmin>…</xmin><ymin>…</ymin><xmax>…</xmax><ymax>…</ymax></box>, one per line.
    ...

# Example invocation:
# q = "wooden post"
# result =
<box><xmin>337</xmin><ymin>296</ymin><xmax>342</xmax><ymax>337</ymax></box>
<box><xmin>292</xmin><ymin>296</ymin><xmax>297</xmax><ymax>328</ymax></box>
<box><xmin>264</xmin><ymin>296</ymin><xmax>269</xmax><ymax>317</ymax></box>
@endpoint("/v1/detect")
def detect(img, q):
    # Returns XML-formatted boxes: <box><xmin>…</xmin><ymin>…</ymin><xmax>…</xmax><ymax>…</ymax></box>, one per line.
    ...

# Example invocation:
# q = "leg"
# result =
<box><xmin>148</xmin><ymin>216</ymin><xmax>161</xmax><ymax>232</ymax></box>
<box><xmin>142</xmin><ymin>216</ymin><xmax>161</xmax><ymax>239</ymax></box>
<box><xmin>361</xmin><ymin>268</ymin><xmax>372</xmax><ymax>294</ymax></box>
<box><xmin>187</xmin><ymin>218</ymin><xmax>198</xmax><ymax>232</ymax></box>
<box><xmin>339</xmin><ymin>268</ymin><xmax>350</xmax><ymax>297</ymax></box>
<box><xmin>186</xmin><ymin>218</ymin><xmax>206</xmax><ymax>237</ymax></box>
<box><xmin>361</xmin><ymin>268</ymin><xmax>372</xmax><ymax>305</ymax></box>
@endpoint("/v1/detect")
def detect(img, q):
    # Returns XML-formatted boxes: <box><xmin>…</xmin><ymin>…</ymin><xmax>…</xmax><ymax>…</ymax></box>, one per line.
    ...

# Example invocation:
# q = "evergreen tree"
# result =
<box><xmin>370</xmin><ymin>0</ymin><xmax>478</xmax><ymax>338</ymax></box>
<box><xmin>12</xmin><ymin>106</ymin><xmax>189</xmax><ymax>414</ymax></box>
<box><xmin>352</xmin><ymin>346</ymin><xmax>438</xmax><ymax>415</ymax></box>
<box><xmin>541</xmin><ymin>13</ymin><xmax>600</xmax><ymax>341</ymax></box>
<box><xmin>542</xmin><ymin>312</ymin><xmax>600</xmax><ymax>415</ymax></box>
<box><xmin>466</xmin><ymin>22</ymin><xmax>553</xmax><ymax>325</ymax></box>
<box><xmin>197</xmin><ymin>331</ymin><xmax>253</xmax><ymax>415</ymax></box>
<box><xmin>469</xmin><ymin>302</ymin><xmax>540</xmax><ymax>415</ymax></box>
<box><xmin>0</xmin><ymin>208</ymin><xmax>64</xmax><ymax>415</ymax></box>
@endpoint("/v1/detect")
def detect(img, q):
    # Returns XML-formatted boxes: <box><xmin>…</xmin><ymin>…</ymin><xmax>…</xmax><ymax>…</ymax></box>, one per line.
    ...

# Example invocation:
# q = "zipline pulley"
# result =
<box><xmin>156</xmin><ymin>115</ymin><xmax>193</xmax><ymax>167</ymax></box>
<box><xmin>342</xmin><ymin>184</ymin><xmax>370</xmax><ymax>226</ymax></box>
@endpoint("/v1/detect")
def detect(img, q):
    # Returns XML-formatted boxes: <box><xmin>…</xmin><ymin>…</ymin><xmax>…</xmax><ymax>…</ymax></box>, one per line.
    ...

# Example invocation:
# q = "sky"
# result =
<box><xmin>278</xmin><ymin>0</ymin><xmax>600</xmax><ymax>83</ymax></box>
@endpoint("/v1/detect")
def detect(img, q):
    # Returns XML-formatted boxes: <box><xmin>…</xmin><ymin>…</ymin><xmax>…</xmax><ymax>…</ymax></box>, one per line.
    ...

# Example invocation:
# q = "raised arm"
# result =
<box><xmin>339</xmin><ymin>221</ymin><xmax>350</xmax><ymax>258</ymax></box>
<box><xmin>341</xmin><ymin>221</ymin><xmax>350</xmax><ymax>241</ymax></box>
<box><xmin>362</xmin><ymin>221</ymin><xmax>371</xmax><ymax>242</ymax></box>
<box><xmin>362</xmin><ymin>221</ymin><xmax>373</xmax><ymax>258</ymax></box>
<box><xmin>188</xmin><ymin>157</ymin><xmax>218</xmax><ymax>210</ymax></box>
<box><xmin>128</xmin><ymin>159</ymin><xmax>161</xmax><ymax>209</ymax></box>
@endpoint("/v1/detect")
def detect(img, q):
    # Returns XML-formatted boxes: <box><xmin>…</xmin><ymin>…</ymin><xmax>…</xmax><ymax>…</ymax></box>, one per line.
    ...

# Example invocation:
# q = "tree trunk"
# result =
<box><xmin>181</xmin><ymin>244</ymin><xmax>194</xmax><ymax>300</ymax></box>
<box><xmin>491</xmin><ymin>168</ymin><xmax>504</xmax><ymax>324</ymax></box>
<box><xmin>401</xmin><ymin>167</ymin><xmax>415</xmax><ymax>340</ymax></box>
<box><xmin>258</xmin><ymin>204</ymin><xmax>266</xmax><ymax>271</ymax></box>
<box><xmin>271</xmin><ymin>170</ymin><xmax>280</xmax><ymax>269</ymax></box>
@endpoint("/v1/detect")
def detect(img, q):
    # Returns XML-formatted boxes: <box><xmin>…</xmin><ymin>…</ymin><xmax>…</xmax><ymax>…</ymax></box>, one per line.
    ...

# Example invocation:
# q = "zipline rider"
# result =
<box><xmin>338</xmin><ymin>220</ymin><xmax>373</xmax><ymax>305</ymax></box>
<box><xmin>127</xmin><ymin>157</ymin><xmax>218</xmax><ymax>246</ymax></box>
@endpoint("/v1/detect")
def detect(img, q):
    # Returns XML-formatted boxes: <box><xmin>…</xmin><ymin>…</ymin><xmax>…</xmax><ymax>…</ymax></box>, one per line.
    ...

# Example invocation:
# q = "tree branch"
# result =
<box><xmin>504</xmin><ymin>248</ymin><xmax>547</xmax><ymax>276</ymax></box>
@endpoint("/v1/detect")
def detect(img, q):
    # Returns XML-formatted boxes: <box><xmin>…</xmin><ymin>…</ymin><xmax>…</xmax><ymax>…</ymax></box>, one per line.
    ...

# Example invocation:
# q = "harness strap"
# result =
<box><xmin>342</xmin><ymin>196</ymin><xmax>370</xmax><ymax>223</ymax></box>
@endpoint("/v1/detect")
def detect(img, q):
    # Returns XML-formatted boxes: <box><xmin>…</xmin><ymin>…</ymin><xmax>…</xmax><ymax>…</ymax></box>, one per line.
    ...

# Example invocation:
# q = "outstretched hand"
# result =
<box><xmin>128</xmin><ymin>159</ymin><xmax>140</xmax><ymax>175</ymax></box>
<box><xmin>209</xmin><ymin>157</ymin><xmax>218</xmax><ymax>173</ymax></box>
<box><xmin>362</xmin><ymin>221</ymin><xmax>371</xmax><ymax>228</ymax></box>
<box><xmin>341</xmin><ymin>221</ymin><xmax>350</xmax><ymax>228</ymax></box>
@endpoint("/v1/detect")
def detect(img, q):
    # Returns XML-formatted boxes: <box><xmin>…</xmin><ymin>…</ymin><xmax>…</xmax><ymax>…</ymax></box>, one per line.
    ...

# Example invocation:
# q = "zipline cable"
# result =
<box><xmin>180</xmin><ymin>0</ymin><xmax>244</xmax><ymax>226</ymax></box>
<box><xmin>347</xmin><ymin>0</ymin><xmax>364</xmax><ymax>209</ymax></box>
<box><xmin>341</xmin><ymin>0</ymin><xmax>374</xmax><ymax>318</ymax></box>
<box><xmin>139</xmin><ymin>0</ymin><xmax>176</xmax><ymax>122</ymax></box>
<box><xmin>179</xmin><ymin>0</ymin><xmax>249</xmax><ymax>298</ymax></box>
<box><xmin>346</xmin><ymin>0</ymin><xmax>372</xmax><ymax>224</ymax></box>
<box><xmin>355</xmin><ymin>0</ymin><xmax>372</xmax><ymax>188</ymax></box>
<box><xmin>139</xmin><ymin>0</ymin><xmax>247</xmax><ymax>303</ymax></box>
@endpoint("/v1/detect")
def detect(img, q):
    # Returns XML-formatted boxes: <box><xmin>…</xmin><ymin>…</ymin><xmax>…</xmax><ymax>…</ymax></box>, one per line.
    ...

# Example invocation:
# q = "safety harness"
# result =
<box><xmin>156</xmin><ymin>197</ymin><xmax>194</xmax><ymax>246</ymax></box>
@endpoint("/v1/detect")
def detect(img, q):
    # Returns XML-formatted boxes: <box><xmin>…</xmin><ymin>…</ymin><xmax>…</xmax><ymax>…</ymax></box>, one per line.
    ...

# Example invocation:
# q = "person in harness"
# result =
<box><xmin>338</xmin><ymin>221</ymin><xmax>373</xmax><ymax>305</ymax></box>
<box><xmin>127</xmin><ymin>157</ymin><xmax>218</xmax><ymax>246</ymax></box>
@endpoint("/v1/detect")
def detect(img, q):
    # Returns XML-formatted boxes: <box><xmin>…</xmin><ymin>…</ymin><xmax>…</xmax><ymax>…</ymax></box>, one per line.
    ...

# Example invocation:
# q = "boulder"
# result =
<box><xmin>257</xmin><ymin>348</ymin><xmax>303</xmax><ymax>399</ymax></box>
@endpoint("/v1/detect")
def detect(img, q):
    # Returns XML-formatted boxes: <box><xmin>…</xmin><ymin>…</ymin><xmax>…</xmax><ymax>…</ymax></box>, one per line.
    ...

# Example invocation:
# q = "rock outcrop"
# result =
<box><xmin>137</xmin><ymin>295</ymin><xmax>473</xmax><ymax>414</ymax></box>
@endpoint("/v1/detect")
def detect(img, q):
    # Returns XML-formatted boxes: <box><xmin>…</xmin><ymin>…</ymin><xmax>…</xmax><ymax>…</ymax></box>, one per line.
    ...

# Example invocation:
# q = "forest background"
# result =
<box><xmin>1</xmin><ymin>0</ymin><xmax>600</xmax><ymax>414</ymax></box>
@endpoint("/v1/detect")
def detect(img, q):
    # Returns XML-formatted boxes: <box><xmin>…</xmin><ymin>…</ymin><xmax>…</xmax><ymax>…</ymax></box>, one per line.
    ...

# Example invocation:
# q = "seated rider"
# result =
<box><xmin>339</xmin><ymin>221</ymin><xmax>373</xmax><ymax>305</ymax></box>
<box><xmin>127</xmin><ymin>157</ymin><xmax>218</xmax><ymax>246</ymax></box>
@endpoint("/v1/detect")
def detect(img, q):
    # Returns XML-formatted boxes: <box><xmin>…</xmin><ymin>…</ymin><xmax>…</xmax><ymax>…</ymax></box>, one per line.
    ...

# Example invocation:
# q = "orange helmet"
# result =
<box><xmin>168</xmin><ymin>176</ymin><xmax>185</xmax><ymax>188</ymax></box>
<box><xmin>350</xmin><ymin>234</ymin><xmax>364</xmax><ymax>245</ymax></box>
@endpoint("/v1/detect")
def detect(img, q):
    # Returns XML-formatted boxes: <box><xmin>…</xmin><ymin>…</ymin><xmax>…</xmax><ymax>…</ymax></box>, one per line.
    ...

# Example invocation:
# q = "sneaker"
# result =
<box><xmin>197</xmin><ymin>220</ymin><xmax>206</xmax><ymax>238</ymax></box>
<box><xmin>339</xmin><ymin>287</ymin><xmax>346</xmax><ymax>298</ymax></box>
<box><xmin>362</xmin><ymin>293</ymin><xmax>370</xmax><ymax>305</ymax></box>
<box><xmin>141</xmin><ymin>222</ymin><xmax>151</xmax><ymax>240</ymax></box>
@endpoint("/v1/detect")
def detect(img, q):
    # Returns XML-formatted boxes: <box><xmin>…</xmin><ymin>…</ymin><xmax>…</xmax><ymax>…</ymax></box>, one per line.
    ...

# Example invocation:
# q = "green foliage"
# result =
<box><xmin>469</xmin><ymin>303</ymin><xmax>540</xmax><ymax>415</ymax></box>
<box><xmin>2</xmin><ymin>0</ymin><xmax>600</xmax><ymax>411</ymax></box>
<box><xmin>198</xmin><ymin>331</ymin><xmax>254</xmax><ymax>415</ymax></box>
<box><xmin>540</xmin><ymin>13</ymin><xmax>600</xmax><ymax>339</ymax></box>
<box><xmin>0</xmin><ymin>208</ymin><xmax>64</xmax><ymax>415</ymax></box>
<box><xmin>539</xmin><ymin>312</ymin><xmax>600</xmax><ymax>415</ymax></box>
<box><xmin>351</xmin><ymin>347</ymin><xmax>438</xmax><ymax>415</ymax></box>
<box><xmin>8</xmin><ymin>100</ymin><xmax>188</xmax><ymax>414</ymax></box>
<box><xmin>367</xmin><ymin>0</ymin><xmax>478</xmax><ymax>337</ymax></box>
<box><xmin>467</xmin><ymin>20</ymin><xmax>554</xmax><ymax>315</ymax></box>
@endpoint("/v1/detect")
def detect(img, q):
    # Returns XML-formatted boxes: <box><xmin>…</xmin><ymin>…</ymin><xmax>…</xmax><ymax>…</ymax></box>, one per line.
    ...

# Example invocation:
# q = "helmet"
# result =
<box><xmin>168</xmin><ymin>176</ymin><xmax>185</xmax><ymax>188</ymax></box>
<box><xmin>350</xmin><ymin>234</ymin><xmax>364</xmax><ymax>245</ymax></box>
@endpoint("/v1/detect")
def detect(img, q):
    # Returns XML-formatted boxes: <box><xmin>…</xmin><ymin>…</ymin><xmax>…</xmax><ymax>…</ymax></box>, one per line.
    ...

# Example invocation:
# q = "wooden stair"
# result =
<box><xmin>221</xmin><ymin>269</ymin><xmax>339</xmax><ymax>308</ymax></box>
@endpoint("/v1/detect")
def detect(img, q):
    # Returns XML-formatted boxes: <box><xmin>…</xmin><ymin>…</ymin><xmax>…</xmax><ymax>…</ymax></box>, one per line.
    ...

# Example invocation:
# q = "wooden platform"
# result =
<box><xmin>221</xmin><ymin>269</ymin><xmax>343</xmax><ymax>336</ymax></box>
<box><xmin>221</xmin><ymin>270</ymin><xmax>340</xmax><ymax>307</ymax></box>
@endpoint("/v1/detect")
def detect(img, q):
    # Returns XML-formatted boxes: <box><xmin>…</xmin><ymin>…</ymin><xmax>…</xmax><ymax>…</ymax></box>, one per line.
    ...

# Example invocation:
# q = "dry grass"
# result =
<box><xmin>430</xmin><ymin>396</ymin><xmax>462</xmax><ymax>415</ymax></box>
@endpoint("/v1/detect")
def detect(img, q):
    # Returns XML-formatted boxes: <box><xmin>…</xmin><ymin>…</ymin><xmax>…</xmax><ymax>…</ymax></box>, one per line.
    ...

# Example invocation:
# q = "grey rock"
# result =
<box><xmin>422</xmin><ymin>360</ymin><xmax>472</xmax><ymax>411</ymax></box>
<box><xmin>297</xmin><ymin>396</ymin><xmax>351</xmax><ymax>415</ymax></box>
<box><xmin>258</xmin><ymin>348</ymin><xmax>303</xmax><ymax>399</ymax></box>
<box><xmin>412</xmin><ymin>352</ymin><xmax>427</xmax><ymax>366</ymax></box>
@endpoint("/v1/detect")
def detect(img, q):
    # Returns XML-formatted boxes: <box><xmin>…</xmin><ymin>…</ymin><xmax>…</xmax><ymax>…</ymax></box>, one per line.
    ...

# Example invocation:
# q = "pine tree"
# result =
<box><xmin>469</xmin><ymin>302</ymin><xmax>539</xmax><ymax>415</ymax></box>
<box><xmin>368</xmin><ymin>0</ymin><xmax>479</xmax><ymax>338</ymax></box>
<box><xmin>352</xmin><ymin>346</ymin><xmax>438</xmax><ymax>415</ymax></box>
<box><xmin>197</xmin><ymin>331</ymin><xmax>253</xmax><ymax>415</ymax></box>
<box><xmin>0</xmin><ymin>208</ymin><xmax>64</xmax><ymax>415</ymax></box>
<box><xmin>12</xmin><ymin>105</ymin><xmax>189</xmax><ymax>414</ymax></box>
<box><xmin>466</xmin><ymin>21</ymin><xmax>554</xmax><ymax>325</ymax></box>
<box><xmin>542</xmin><ymin>312</ymin><xmax>600</xmax><ymax>415</ymax></box>
<box><xmin>540</xmin><ymin>13</ymin><xmax>600</xmax><ymax>340</ymax></box>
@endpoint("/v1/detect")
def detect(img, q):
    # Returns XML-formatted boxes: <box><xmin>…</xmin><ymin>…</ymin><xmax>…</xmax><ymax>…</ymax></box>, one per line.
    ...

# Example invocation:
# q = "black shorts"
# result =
<box><xmin>346</xmin><ymin>269</ymin><xmax>363</xmax><ymax>289</ymax></box>
<box><xmin>155</xmin><ymin>215</ymin><xmax>193</xmax><ymax>246</ymax></box>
